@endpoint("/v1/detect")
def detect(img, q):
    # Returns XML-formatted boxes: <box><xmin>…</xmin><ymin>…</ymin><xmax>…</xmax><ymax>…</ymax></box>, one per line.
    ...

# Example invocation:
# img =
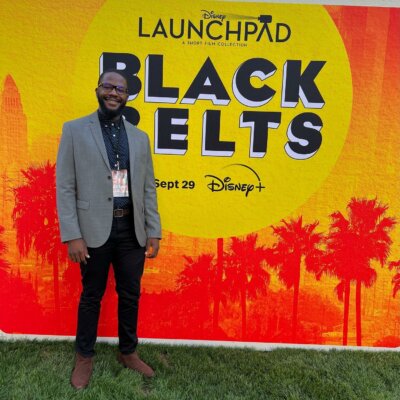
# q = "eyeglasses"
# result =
<box><xmin>98</xmin><ymin>83</ymin><xmax>128</xmax><ymax>95</ymax></box>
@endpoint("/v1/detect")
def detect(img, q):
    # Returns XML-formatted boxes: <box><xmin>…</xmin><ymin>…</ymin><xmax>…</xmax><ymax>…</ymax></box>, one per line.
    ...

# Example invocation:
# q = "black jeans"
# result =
<box><xmin>75</xmin><ymin>215</ymin><xmax>145</xmax><ymax>357</ymax></box>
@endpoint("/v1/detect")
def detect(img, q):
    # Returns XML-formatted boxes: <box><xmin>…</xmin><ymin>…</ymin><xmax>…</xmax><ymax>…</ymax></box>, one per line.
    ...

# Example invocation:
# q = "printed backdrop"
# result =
<box><xmin>0</xmin><ymin>0</ymin><xmax>399</xmax><ymax>348</ymax></box>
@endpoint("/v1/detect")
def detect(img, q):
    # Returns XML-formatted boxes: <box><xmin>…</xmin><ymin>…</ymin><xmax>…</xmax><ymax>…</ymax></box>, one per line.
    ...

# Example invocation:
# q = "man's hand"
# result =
<box><xmin>145</xmin><ymin>238</ymin><xmax>160</xmax><ymax>258</ymax></box>
<box><xmin>67</xmin><ymin>238</ymin><xmax>90</xmax><ymax>264</ymax></box>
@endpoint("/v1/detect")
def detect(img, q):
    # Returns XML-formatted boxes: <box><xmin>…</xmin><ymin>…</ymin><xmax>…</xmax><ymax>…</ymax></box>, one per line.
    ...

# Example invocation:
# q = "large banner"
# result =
<box><xmin>0</xmin><ymin>0</ymin><xmax>399</xmax><ymax>348</ymax></box>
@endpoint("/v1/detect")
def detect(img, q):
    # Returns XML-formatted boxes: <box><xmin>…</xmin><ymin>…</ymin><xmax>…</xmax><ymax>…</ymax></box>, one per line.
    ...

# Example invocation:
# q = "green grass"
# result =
<box><xmin>0</xmin><ymin>341</ymin><xmax>399</xmax><ymax>400</ymax></box>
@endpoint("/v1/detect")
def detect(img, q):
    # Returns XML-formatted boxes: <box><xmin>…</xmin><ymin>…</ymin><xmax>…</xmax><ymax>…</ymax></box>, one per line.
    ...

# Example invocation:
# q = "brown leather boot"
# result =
<box><xmin>117</xmin><ymin>351</ymin><xmax>155</xmax><ymax>378</ymax></box>
<box><xmin>70</xmin><ymin>353</ymin><xmax>94</xmax><ymax>389</ymax></box>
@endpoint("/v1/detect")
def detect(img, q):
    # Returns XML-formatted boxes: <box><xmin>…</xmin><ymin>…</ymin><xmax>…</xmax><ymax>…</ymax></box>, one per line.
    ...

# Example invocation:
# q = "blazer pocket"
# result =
<box><xmin>76</xmin><ymin>199</ymin><xmax>90</xmax><ymax>210</ymax></box>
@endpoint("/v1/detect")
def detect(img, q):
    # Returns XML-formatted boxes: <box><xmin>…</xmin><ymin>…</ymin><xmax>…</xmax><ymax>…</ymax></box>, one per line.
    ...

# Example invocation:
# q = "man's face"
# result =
<box><xmin>96</xmin><ymin>72</ymin><xmax>128</xmax><ymax>119</ymax></box>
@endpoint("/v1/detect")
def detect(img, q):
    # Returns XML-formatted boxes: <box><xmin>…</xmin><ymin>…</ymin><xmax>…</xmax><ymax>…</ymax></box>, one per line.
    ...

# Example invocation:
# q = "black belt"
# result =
<box><xmin>113</xmin><ymin>208</ymin><xmax>131</xmax><ymax>218</ymax></box>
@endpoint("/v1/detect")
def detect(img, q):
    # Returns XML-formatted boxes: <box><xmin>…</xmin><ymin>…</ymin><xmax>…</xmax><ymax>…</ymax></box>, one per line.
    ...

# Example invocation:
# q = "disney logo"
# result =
<box><xmin>201</xmin><ymin>10</ymin><xmax>226</xmax><ymax>21</ymax></box>
<box><xmin>204</xmin><ymin>164</ymin><xmax>265</xmax><ymax>197</ymax></box>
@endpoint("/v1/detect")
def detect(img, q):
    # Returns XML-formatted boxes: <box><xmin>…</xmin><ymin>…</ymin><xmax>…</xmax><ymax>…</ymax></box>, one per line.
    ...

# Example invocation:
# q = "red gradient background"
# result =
<box><xmin>0</xmin><ymin>3</ymin><xmax>399</xmax><ymax>348</ymax></box>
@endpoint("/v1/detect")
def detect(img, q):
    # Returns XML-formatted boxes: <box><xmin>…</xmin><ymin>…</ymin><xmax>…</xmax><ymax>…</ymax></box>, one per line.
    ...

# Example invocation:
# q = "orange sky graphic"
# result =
<box><xmin>0</xmin><ymin>1</ymin><xmax>399</xmax><ymax>347</ymax></box>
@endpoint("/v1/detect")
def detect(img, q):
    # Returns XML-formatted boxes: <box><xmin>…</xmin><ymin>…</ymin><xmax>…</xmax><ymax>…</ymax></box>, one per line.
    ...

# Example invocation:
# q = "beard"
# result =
<box><xmin>96</xmin><ymin>92</ymin><xmax>127</xmax><ymax>119</ymax></box>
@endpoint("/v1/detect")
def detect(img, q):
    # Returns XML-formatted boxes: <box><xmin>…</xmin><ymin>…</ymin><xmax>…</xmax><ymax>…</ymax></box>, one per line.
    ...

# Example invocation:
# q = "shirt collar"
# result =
<box><xmin>97</xmin><ymin>110</ymin><xmax>123</xmax><ymax>126</ymax></box>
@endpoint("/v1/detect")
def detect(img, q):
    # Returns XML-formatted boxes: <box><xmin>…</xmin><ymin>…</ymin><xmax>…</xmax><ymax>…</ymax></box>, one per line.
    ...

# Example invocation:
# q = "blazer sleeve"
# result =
<box><xmin>56</xmin><ymin>123</ymin><xmax>82</xmax><ymax>243</ymax></box>
<box><xmin>143</xmin><ymin>135</ymin><xmax>162</xmax><ymax>239</ymax></box>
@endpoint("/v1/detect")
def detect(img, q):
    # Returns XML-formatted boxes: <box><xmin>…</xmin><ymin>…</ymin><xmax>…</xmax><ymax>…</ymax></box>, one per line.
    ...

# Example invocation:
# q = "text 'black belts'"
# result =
<box><xmin>113</xmin><ymin>208</ymin><xmax>131</xmax><ymax>218</ymax></box>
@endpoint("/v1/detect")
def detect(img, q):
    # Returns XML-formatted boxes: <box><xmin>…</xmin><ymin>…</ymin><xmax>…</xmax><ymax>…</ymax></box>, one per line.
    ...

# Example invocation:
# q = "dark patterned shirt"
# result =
<box><xmin>98</xmin><ymin>111</ymin><xmax>132</xmax><ymax>209</ymax></box>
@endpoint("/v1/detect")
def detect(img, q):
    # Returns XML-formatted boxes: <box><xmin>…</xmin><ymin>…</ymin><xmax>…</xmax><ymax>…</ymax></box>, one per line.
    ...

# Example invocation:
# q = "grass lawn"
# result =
<box><xmin>0</xmin><ymin>340</ymin><xmax>399</xmax><ymax>400</ymax></box>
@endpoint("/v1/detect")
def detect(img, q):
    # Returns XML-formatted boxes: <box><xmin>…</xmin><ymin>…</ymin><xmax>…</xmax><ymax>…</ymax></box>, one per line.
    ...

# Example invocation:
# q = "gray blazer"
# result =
<box><xmin>56</xmin><ymin>112</ymin><xmax>161</xmax><ymax>248</ymax></box>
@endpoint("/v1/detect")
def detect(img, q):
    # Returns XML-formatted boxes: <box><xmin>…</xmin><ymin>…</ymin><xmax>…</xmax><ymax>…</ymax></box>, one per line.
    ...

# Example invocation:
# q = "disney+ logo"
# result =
<box><xmin>205</xmin><ymin>164</ymin><xmax>265</xmax><ymax>197</ymax></box>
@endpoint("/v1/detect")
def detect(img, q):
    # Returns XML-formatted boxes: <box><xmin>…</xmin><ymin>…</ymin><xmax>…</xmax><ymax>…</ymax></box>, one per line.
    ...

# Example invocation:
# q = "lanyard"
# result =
<box><xmin>104</xmin><ymin>121</ymin><xmax>121</xmax><ymax>170</ymax></box>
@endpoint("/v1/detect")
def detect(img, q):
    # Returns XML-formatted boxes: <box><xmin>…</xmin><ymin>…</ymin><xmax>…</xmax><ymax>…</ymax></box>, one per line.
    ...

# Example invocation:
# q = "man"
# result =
<box><xmin>56</xmin><ymin>70</ymin><xmax>161</xmax><ymax>389</ymax></box>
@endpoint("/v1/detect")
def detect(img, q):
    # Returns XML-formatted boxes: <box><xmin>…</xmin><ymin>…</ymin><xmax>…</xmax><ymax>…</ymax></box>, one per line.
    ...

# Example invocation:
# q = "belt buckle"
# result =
<box><xmin>114</xmin><ymin>208</ymin><xmax>124</xmax><ymax>218</ymax></box>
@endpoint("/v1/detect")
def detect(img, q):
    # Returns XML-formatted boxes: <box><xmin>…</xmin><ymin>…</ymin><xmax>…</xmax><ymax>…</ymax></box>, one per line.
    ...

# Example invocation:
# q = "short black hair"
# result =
<box><xmin>98</xmin><ymin>69</ymin><xmax>128</xmax><ymax>86</ymax></box>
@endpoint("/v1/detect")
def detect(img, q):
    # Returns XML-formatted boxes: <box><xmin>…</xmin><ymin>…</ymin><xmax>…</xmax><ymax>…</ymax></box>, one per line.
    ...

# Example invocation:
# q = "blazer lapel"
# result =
<box><xmin>125</xmin><ymin>120</ymin><xmax>137</xmax><ymax>180</ymax></box>
<box><xmin>88</xmin><ymin>112</ymin><xmax>111</xmax><ymax>172</ymax></box>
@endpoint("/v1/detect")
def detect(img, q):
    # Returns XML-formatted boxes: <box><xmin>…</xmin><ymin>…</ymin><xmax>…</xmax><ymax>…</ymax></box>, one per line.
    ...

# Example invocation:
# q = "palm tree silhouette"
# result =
<box><xmin>324</xmin><ymin>198</ymin><xmax>395</xmax><ymax>346</ymax></box>
<box><xmin>324</xmin><ymin>212</ymin><xmax>356</xmax><ymax>346</ymax></box>
<box><xmin>389</xmin><ymin>260</ymin><xmax>400</xmax><ymax>298</ymax></box>
<box><xmin>12</xmin><ymin>162</ymin><xmax>68</xmax><ymax>316</ymax></box>
<box><xmin>0</xmin><ymin>225</ymin><xmax>10</xmax><ymax>277</ymax></box>
<box><xmin>212</xmin><ymin>238</ymin><xmax>224</xmax><ymax>335</ymax></box>
<box><xmin>177</xmin><ymin>254</ymin><xmax>219</xmax><ymax>333</ymax></box>
<box><xmin>266</xmin><ymin>217</ymin><xmax>324</xmax><ymax>343</ymax></box>
<box><xmin>225</xmin><ymin>234</ymin><xmax>270</xmax><ymax>340</ymax></box>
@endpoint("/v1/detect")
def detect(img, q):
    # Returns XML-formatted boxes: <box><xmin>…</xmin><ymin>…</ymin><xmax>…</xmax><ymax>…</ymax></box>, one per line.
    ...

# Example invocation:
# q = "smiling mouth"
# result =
<box><xmin>105</xmin><ymin>97</ymin><xmax>121</xmax><ymax>105</ymax></box>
